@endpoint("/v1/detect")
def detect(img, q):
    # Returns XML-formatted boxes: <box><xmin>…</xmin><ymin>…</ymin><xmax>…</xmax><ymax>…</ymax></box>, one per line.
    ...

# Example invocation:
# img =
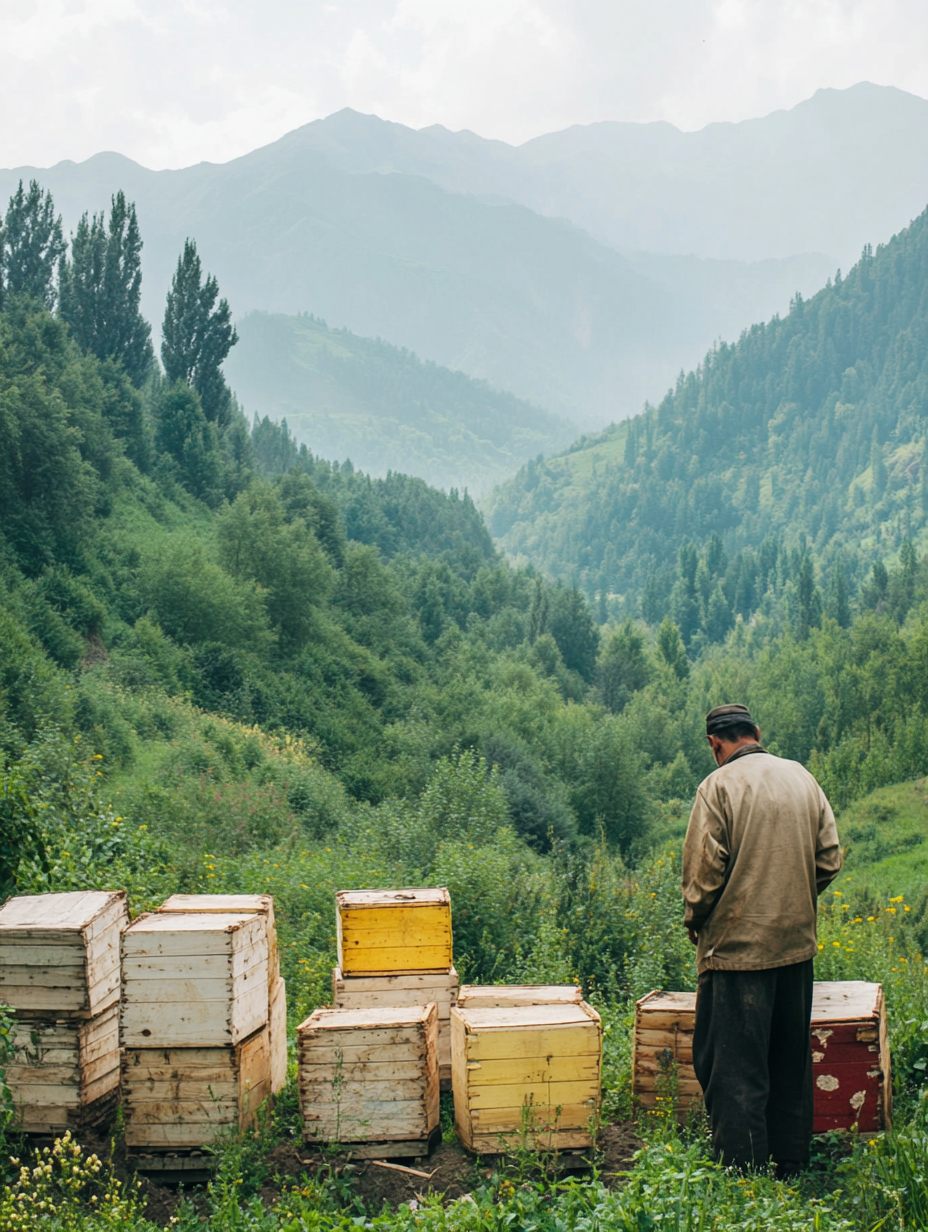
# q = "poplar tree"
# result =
<box><xmin>59</xmin><ymin>191</ymin><xmax>153</xmax><ymax>385</ymax></box>
<box><xmin>0</xmin><ymin>180</ymin><xmax>65</xmax><ymax>310</ymax></box>
<box><xmin>161</xmin><ymin>239</ymin><xmax>238</xmax><ymax>426</ymax></box>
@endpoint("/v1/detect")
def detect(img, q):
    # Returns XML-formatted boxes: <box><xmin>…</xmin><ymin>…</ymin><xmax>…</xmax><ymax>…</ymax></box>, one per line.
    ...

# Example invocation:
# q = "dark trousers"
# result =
<box><xmin>692</xmin><ymin>958</ymin><xmax>814</xmax><ymax>1173</ymax></box>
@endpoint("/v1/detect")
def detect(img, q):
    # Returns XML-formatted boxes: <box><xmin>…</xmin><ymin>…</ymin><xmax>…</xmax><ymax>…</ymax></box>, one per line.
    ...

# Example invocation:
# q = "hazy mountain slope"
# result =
<box><xmin>487</xmin><ymin>207</ymin><xmax>928</xmax><ymax>599</ymax></box>
<box><xmin>0</xmin><ymin>125</ymin><xmax>828</xmax><ymax>428</ymax></box>
<box><xmin>290</xmin><ymin>84</ymin><xmax>928</xmax><ymax>268</ymax></box>
<box><xmin>225</xmin><ymin>312</ymin><xmax>574</xmax><ymax>494</ymax></box>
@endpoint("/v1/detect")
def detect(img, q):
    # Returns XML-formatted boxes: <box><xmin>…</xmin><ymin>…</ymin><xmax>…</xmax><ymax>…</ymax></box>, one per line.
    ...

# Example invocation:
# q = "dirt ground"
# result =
<box><xmin>36</xmin><ymin>1121</ymin><xmax>642</xmax><ymax>1226</ymax></box>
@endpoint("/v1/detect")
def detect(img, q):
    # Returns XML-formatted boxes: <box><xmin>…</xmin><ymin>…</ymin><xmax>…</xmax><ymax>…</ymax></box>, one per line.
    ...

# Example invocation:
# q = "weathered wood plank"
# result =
<box><xmin>269</xmin><ymin>976</ymin><xmax>288</xmax><ymax>1096</ymax></box>
<box><xmin>464</xmin><ymin>1055</ymin><xmax>600</xmax><ymax>1086</ymax></box>
<box><xmin>464</xmin><ymin>1025</ymin><xmax>600</xmax><ymax>1062</ymax></box>
<box><xmin>457</xmin><ymin>985</ymin><xmax>582</xmax><ymax>1008</ymax></box>
<box><xmin>465</xmin><ymin>1080</ymin><xmax>599</xmax><ymax>1111</ymax></box>
<box><xmin>332</xmin><ymin>967</ymin><xmax>459</xmax><ymax>996</ymax></box>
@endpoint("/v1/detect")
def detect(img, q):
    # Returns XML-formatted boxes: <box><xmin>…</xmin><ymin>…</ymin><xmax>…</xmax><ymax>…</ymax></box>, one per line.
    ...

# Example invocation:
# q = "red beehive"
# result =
<box><xmin>633</xmin><ymin>980</ymin><xmax>890</xmax><ymax>1132</ymax></box>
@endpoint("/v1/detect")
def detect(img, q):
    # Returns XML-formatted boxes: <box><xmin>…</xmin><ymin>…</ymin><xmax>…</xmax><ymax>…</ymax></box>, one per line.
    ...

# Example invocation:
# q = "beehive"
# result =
<box><xmin>0</xmin><ymin>891</ymin><xmax>128</xmax><ymax>1017</ymax></box>
<box><xmin>457</xmin><ymin>984</ymin><xmax>582</xmax><ymax>1008</ymax></box>
<box><xmin>632</xmin><ymin>981</ymin><xmax>891</xmax><ymax>1131</ymax></box>
<box><xmin>332</xmin><ymin>966</ymin><xmax>458</xmax><ymax>1086</ymax></box>
<box><xmin>336</xmin><ymin>888</ymin><xmax>452</xmax><ymax>976</ymax></box>
<box><xmin>450</xmin><ymin>1002</ymin><xmax>602</xmax><ymax>1153</ymax></box>
<box><xmin>158</xmin><ymin>894</ymin><xmax>287</xmax><ymax>1093</ymax></box>
<box><xmin>6</xmin><ymin>1003</ymin><xmax>120</xmax><ymax>1133</ymax></box>
<box><xmin>121</xmin><ymin>913</ymin><xmax>268</xmax><ymax>1048</ymax></box>
<box><xmin>810</xmin><ymin>982</ymin><xmax>890</xmax><ymax>1132</ymax></box>
<box><xmin>298</xmin><ymin>1003</ymin><xmax>439</xmax><ymax>1157</ymax></box>
<box><xmin>158</xmin><ymin>894</ymin><xmax>280</xmax><ymax>987</ymax></box>
<box><xmin>122</xmin><ymin>1027</ymin><xmax>271</xmax><ymax>1148</ymax></box>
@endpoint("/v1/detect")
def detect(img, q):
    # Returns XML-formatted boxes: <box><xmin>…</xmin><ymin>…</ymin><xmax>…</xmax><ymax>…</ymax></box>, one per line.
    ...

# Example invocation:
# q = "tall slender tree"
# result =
<box><xmin>161</xmin><ymin>239</ymin><xmax>238</xmax><ymax>426</ymax></box>
<box><xmin>0</xmin><ymin>180</ymin><xmax>65</xmax><ymax>310</ymax></box>
<box><xmin>59</xmin><ymin>191</ymin><xmax>153</xmax><ymax>385</ymax></box>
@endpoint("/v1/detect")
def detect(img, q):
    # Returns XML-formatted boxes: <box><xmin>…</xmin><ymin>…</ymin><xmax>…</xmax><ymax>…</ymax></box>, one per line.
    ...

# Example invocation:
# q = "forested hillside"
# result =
<box><xmin>4</xmin><ymin>179</ymin><xmax>928</xmax><ymax>1231</ymax></box>
<box><xmin>225</xmin><ymin>311</ymin><xmax>573</xmax><ymax>494</ymax></box>
<box><xmin>490</xmin><ymin>205</ymin><xmax>928</xmax><ymax>614</ymax></box>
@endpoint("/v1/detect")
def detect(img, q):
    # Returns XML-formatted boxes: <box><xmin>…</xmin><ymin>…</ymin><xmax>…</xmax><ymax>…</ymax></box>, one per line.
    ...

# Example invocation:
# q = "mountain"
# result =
<box><xmin>486</xmin><ymin>206</ymin><xmax>928</xmax><ymax>605</ymax></box>
<box><xmin>0</xmin><ymin>116</ymin><xmax>832</xmax><ymax>428</ymax></box>
<box><xmin>225</xmin><ymin>312</ymin><xmax>574</xmax><ymax>494</ymax></box>
<box><xmin>291</xmin><ymin>84</ymin><xmax>928</xmax><ymax>268</ymax></box>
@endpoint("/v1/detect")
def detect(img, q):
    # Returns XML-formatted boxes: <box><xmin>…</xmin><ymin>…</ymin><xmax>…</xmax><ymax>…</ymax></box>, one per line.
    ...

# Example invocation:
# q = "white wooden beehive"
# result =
<box><xmin>451</xmin><ymin>1001</ymin><xmax>602</xmax><ymax>1153</ymax></box>
<box><xmin>331</xmin><ymin>965</ymin><xmax>458</xmax><ymax>1087</ymax></box>
<box><xmin>122</xmin><ymin>1028</ymin><xmax>271</xmax><ymax>1149</ymax></box>
<box><xmin>336</xmin><ymin>888</ymin><xmax>452</xmax><ymax>976</ymax></box>
<box><xmin>298</xmin><ymin>1003</ymin><xmax>439</xmax><ymax>1157</ymax></box>
<box><xmin>457</xmin><ymin>984</ymin><xmax>582</xmax><ymax>1008</ymax></box>
<box><xmin>0</xmin><ymin>891</ymin><xmax>128</xmax><ymax>1018</ymax></box>
<box><xmin>121</xmin><ymin>912</ymin><xmax>268</xmax><ymax>1048</ymax></box>
<box><xmin>158</xmin><ymin>894</ymin><xmax>287</xmax><ymax>1093</ymax></box>
<box><xmin>6</xmin><ymin>1003</ymin><xmax>120</xmax><ymax>1134</ymax></box>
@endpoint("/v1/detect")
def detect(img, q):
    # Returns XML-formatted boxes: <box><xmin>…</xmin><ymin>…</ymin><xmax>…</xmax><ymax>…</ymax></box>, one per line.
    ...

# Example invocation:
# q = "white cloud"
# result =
<box><xmin>0</xmin><ymin>0</ymin><xmax>926</xmax><ymax>168</ymax></box>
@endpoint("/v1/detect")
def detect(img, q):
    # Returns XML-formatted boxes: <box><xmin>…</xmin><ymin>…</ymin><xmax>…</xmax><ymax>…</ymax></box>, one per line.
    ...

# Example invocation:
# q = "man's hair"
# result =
<box><xmin>715</xmin><ymin>720</ymin><xmax>758</xmax><ymax>742</ymax></box>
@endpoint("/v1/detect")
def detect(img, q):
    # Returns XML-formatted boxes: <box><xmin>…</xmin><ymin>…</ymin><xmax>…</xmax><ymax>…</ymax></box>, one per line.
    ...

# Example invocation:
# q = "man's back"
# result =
<box><xmin>682</xmin><ymin>749</ymin><xmax>842</xmax><ymax>974</ymax></box>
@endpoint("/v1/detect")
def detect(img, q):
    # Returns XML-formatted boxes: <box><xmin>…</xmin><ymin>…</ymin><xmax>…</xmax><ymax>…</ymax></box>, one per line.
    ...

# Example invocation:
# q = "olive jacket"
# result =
<box><xmin>681</xmin><ymin>745</ymin><xmax>842</xmax><ymax>974</ymax></box>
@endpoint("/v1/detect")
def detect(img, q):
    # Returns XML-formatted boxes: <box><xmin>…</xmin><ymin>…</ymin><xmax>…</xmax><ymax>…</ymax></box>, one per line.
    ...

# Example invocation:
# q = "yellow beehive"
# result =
<box><xmin>298</xmin><ymin>1003</ymin><xmax>440</xmax><ymax>1157</ymax></box>
<box><xmin>6</xmin><ymin>1003</ymin><xmax>120</xmax><ymax>1134</ymax></box>
<box><xmin>0</xmin><ymin>891</ymin><xmax>128</xmax><ymax>1018</ymax></box>
<box><xmin>121</xmin><ymin>913</ymin><xmax>268</xmax><ymax>1048</ymax></box>
<box><xmin>457</xmin><ymin>985</ymin><xmax>582</xmax><ymax>1009</ymax></box>
<box><xmin>158</xmin><ymin>894</ymin><xmax>287</xmax><ymax>1094</ymax></box>
<box><xmin>122</xmin><ymin>1027</ymin><xmax>271</xmax><ymax>1149</ymax></box>
<box><xmin>332</xmin><ymin>965</ymin><xmax>458</xmax><ymax>1086</ymax></box>
<box><xmin>336</xmin><ymin>888</ymin><xmax>452</xmax><ymax>976</ymax></box>
<box><xmin>451</xmin><ymin>1001</ymin><xmax>602</xmax><ymax>1153</ymax></box>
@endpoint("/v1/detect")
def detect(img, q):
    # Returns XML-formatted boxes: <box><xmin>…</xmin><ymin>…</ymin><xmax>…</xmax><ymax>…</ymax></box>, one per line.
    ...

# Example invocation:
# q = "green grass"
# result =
<box><xmin>838</xmin><ymin>777</ymin><xmax>928</xmax><ymax>900</ymax></box>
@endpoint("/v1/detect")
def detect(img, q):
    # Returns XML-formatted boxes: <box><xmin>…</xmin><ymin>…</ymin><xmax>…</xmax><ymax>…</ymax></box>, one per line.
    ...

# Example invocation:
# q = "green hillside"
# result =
<box><xmin>489</xmin><ymin>205</ymin><xmax>928</xmax><ymax>607</ymax></box>
<box><xmin>224</xmin><ymin>311</ymin><xmax>574</xmax><ymax>494</ymax></box>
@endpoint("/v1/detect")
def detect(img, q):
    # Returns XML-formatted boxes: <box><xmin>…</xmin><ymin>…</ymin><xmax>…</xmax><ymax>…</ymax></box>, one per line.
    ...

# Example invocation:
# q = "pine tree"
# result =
<box><xmin>161</xmin><ymin>239</ymin><xmax>238</xmax><ymax>426</ymax></box>
<box><xmin>657</xmin><ymin>616</ymin><xmax>689</xmax><ymax>680</ymax></box>
<box><xmin>0</xmin><ymin>180</ymin><xmax>65</xmax><ymax>309</ymax></box>
<box><xmin>59</xmin><ymin>191</ymin><xmax>153</xmax><ymax>385</ymax></box>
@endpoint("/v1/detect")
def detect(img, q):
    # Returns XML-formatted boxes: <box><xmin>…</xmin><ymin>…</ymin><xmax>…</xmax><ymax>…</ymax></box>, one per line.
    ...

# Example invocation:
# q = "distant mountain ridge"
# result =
<box><xmin>226</xmin><ymin>312</ymin><xmax>574</xmax><ymax>494</ymax></box>
<box><xmin>487</xmin><ymin>205</ymin><xmax>928</xmax><ymax>600</ymax></box>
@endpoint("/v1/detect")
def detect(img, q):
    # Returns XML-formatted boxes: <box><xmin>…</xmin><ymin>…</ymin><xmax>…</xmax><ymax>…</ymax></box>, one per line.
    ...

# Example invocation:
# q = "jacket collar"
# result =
<box><xmin>720</xmin><ymin>741</ymin><xmax>769</xmax><ymax>767</ymax></box>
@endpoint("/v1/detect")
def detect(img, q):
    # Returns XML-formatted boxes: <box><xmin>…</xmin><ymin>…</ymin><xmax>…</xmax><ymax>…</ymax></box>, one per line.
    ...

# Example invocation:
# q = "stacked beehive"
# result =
<box><xmin>0</xmin><ymin>891</ymin><xmax>128</xmax><ymax>1134</ymax></box>
<box><xmin>121</xmin><ymin>911</ymin><xmax>271</xmax><ymax>1165</ymax></box>
<box><xmin>331</xmin><ymin>888</ymin><xmax>458</xmax><ymax>1088</ymax></box>
<box><xmin>158</xmin><ymin>894</ymin><xmax>288</xmax><ymax>1095</ymax></box>
<box><xmin>451</xmin><ymin>1000</ymin><xmax>603</xmax><ymax>1154</ymax></box>
<box><xmin>632</xmin><ymin>981</ymin><xmax>891</xmax><ymax>1131</ymax></box>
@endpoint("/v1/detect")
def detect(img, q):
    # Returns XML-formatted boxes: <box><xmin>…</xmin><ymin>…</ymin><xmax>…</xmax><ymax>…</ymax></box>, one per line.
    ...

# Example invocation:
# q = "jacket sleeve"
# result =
<box><xmin>815</xmin><ymin>788</ymin><xmax>843</xmax><ymax>895</ymax></box>
<box><xmin>681</xmin><ymin>783</ymin><xmax>730</xmax><ymax>931</ymax></box>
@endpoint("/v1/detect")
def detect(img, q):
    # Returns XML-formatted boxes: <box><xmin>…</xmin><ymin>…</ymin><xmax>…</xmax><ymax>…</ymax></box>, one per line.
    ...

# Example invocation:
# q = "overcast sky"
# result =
<box><xmin>3</xmin><ymin>0</ymin><xmax>928</xmax><ymax>170</ymax></box>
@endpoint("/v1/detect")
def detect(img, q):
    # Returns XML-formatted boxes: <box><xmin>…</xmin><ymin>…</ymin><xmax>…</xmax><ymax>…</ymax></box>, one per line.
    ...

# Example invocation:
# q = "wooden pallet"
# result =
<box><xmin>121</xmin><ymin>912</ymin><xmax>268</xmax><ymax>1048</ymax></box>
<box><xmin>451</xmin><ymin>1001</ymin><xmax>602</xmax><ymax>1154</ymax></box>
<box><xmin>0</xmin><ymin>891</ymin><xmax>128</xmax><ymax>1018</ymax></box>
<box><xmin>336</xmin><ymin>888</ymin><xmax>452</xmax><ymax>976</ymax></box>
<box><xmin>298</xmin><ymin>1003</ymin><xmax>440</xmax><ymax>1150</ymax></box>
<box><xmin>332</xmin><ymin>966</ymin><xmax>458</xmax><ymax>1088</ymax></box>
<box><xmin>633</xmin><ymin>981</ymin><xmax>891</xmax><ymax>1132</ymax></box>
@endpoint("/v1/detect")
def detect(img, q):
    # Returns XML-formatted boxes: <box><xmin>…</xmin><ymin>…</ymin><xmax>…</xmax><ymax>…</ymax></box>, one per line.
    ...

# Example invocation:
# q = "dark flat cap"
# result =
<box><xmin>706</xmin><ymin>704</ymin><xmax>757</xmax><ymax>736</ymax></box>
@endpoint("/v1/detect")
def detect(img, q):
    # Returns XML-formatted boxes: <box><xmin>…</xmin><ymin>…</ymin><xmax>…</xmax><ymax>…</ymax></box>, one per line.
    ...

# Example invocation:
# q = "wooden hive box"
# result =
<box><xmin>121</xmin><ymin>913</ymin><xmax>267</xmax><ymax>1048</ymax></box>
<box><xmin>451</xmin><ymin>1001</ymin><xmax>602</xmax><ymax>1154</ymax></box>
<box><xmin>297</xmin><ymin>1003</ymin><xmax>439</xmax><ymax>1157</ymax></box>
<box><xmin>122</xmin><ymin>1026</ymin><xmax>271</xmax><ymax>1149</ymax></box>
<box><xmin>632</xmin><ymin>981</ymin><xmax>891</xmax><ymax>1132</ymax></box>
<box><xmin>332</xmin><ymin>965</ymin><xmax>458</xmax><ymax>1087</ymax></box>
<box><xmin>458</xmin><ymin>984</ymin><xmax>582</xmax><ymax>1008</ymax></box>
<box><xmin>158</xmin><ymin>894</ymin><xmax>280</xmax><ymax>986</ymax></box>
<box><xmin>0</xmin><ymin>891</ymin><xmax>127</xmax><ymax>1018</ymax></box>
<box><xmin>158</xmin><ymin>894</ymin><xmax>287</xmax><ymax>1094</ymax></box>
<box><xmin>336</xmin><ymin>888</ymin><xmax>452</xmax><ymax>976</ymax></box>
<box><xmin>6</xmin><ymin>1003</ymin><xmax>120</xmax><ymax>1134</ymax></box>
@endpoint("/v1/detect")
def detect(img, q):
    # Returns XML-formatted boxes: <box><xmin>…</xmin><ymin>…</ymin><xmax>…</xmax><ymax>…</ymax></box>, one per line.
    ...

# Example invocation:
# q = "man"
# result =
<box><xmin>681</xmin><ymin>703</ymin><xmax>842</xmax><ymax>1176</ymax></box>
